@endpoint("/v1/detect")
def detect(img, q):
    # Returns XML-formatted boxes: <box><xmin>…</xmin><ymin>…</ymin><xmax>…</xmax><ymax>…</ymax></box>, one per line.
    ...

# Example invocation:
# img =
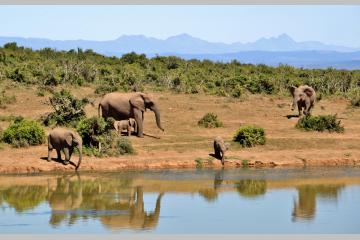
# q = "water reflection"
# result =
<box><xmin>292</xmin><ymin>184</ymin><xmax>344</xmax><ymax>221</ymax></box>
<box><xmin>0</xmin><ymin>169</ymin><xmax>358</xmax><ymax>232</ymax></box>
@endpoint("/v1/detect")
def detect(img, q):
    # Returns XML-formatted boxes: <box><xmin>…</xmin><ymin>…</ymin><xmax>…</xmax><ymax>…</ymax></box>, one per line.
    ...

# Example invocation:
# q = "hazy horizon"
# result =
<box><xmin>0</xmin><ymin>6</ymin><xmax>359</xmax><ymax>48</ymax></box>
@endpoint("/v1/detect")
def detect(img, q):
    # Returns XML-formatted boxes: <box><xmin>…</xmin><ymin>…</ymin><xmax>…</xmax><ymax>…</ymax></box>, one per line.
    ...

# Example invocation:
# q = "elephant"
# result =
<box><xmin>213</xmin><ymin>136</ymin><xmax>229</xmax><ymax>165</ymax></box>
<box><xmin>289</xmin><ymin>85</ymin><xmax>316</xmax><ymax>117</ymax></box>
<box><xmin>47</xmin><ymin>128</ymin><xmax>83</xmax><ymax>170</ymax></box>
<box><xmin>113</xmin><ymin>118</ymin><xmax>137</xmax><ymax>136</ymax></box>
<box><xmin>98</xmin><ymin>92</ymin><xmax>164</xmax><ymax>138</ymax></box>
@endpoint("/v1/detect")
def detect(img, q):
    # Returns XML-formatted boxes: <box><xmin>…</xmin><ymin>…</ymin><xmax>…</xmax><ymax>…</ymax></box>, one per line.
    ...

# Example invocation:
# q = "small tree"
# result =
<box><xmin>198</xmin><ymin>113</ymin><xmax>223</xmax><ymax>128</ymax></box>
<box><xmin>42</xmin><ymin>89</ymin><xmax>88</xmax><ymax>126</ymax></box>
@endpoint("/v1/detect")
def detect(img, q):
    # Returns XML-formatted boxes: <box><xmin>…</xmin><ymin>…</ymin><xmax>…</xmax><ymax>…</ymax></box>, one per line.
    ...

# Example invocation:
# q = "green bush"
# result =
<box><xmin>77</xmin><ymin>117</ymin><xmax>134</xmax><ymax>157</ymax></box>
<box><xmin>296</xmin><ymin>115</ymin><xmax>344</xmax><ymax>133</ymax></box>
<box><xmin>42</xmin><ymin>89</ymin><xmax>88</xmax><ymax>126</ymax></box>
<box><xmin>233</xmin><ymin>125</ymin><xmax>266</xmax><ymax>147</ymax></box>
<box><xmin>198</xmin><ymin>112</ymin><xmax>223</xmax><ymax>128</ymax></box>
<box><xmin>2</xmin><ymin>118</ymin><xmax>45</xmax><ymax>147</ymax></box>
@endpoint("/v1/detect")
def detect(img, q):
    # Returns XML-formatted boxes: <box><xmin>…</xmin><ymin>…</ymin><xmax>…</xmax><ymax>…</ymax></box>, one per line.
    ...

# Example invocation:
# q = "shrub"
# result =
<box><xmin>2</xmin><ymin>118</ymin><xmax>45</xmax><ymax>147</ymax></box>
<box><xmin>77</xmin><ymin>117</ymin><xmax>134</xmax><ymax>157</ymax></box>
<box><xmin>198</xmin><ymin>112</ymin><xmax>223</xmax><ymax>128</ymax></box>
<box><xmin>233</xmin><ymin>125</ymin><xmax>266</xmax><ymax>147</ymax></box>
<box><xmin>42</xmin><ymin>89</ymin><xmax>88</xmax><ymax>126</ymax></box>
<box><xmin>296</xmin><ymin>115</ymin><xmax>344</xmax><ymax>133</ymax></box>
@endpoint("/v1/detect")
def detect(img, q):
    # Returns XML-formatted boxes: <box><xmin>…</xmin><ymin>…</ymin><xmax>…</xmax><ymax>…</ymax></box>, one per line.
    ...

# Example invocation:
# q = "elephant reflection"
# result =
<box><xmin>47</xmin><ymin>175</ymin><xmax>83</xmax><ymax>226</ymax></box>
<box><xmin>198</xmin><ymin>170</ymin><xmax>224</xmax><ymax>202</ymax></box>
<box><xmin>45</xmin><ymin>175</ymin><xmax>163</xmax><ymax>230</ymax></box>
<box><xmin>100</xmin><ymin>187</ymin><xmax>163</xmax><ymax>230</ymax></box>
<box><xmin>292</xmin><ymin>184</ymin><xmax>344</xmax><ymax>221</ymax></box>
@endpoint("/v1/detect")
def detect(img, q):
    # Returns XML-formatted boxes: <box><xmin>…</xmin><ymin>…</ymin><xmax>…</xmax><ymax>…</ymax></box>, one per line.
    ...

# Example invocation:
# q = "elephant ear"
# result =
<box><xmin>303</xmin><ymin>87</ymin><xmax>314</xmax><ymax>97</ymax></box>
<box><xmin>65</xmin><ymin>132</ymin><xmax>73</xmax><ymax>146</ymax></box>
<box><xmin>289</xmin><ymin>86</ymin><xmax>296</xmax><ymax>96</ymax></box>
<box><xmin>129</xmin><ymin>94</ymin><xmax>146</xmax><ymax>112</ymax></box>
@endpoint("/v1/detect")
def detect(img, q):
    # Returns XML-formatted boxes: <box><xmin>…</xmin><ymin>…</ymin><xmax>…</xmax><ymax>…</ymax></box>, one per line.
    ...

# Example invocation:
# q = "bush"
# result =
<box><xmin>348</xmin><ymin>89</ymin><xmax>360</xmax><ymax>107</ymax></box>
<box><xmin>2</xmin><ymin>118</ymin><xmax>45</xmax><ymax>147</ymax></box>
<box><xmin>198</xmin><ymin>112</ymin><xmax>223</xmax><ymax>128</ymax></box>
<box><xmin>296</xmin><ymin>115</ymin><xmax>344</xmax><ymax>133</ymax></box>
<box><xmin>233</xmin><ymin>125</ymin><xmax>266</xmax><ymax>147</ymax></box>
<box><xmin>77</xmin><ymin>117</ymin><xmax>134</xmax><ymax>157</ymax></box>
<box><xmin>42</xmin><ymin>89</ymin><xmax>88</xmax><ymax>126</ymax></box>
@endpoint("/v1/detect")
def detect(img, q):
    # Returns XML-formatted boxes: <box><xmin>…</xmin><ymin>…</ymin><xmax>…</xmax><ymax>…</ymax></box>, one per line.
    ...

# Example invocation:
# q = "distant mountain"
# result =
<box><xmin>168</xmin><ymin>51</ymin><xmax>360</xmax><ymax>70</ymax></box>
<box><xmin>1</xmin><ymin>34</ymin><xmax>359</xmax><ymax>69</ymax></box>
<box><xmin>0</xmin><ymin>33</ymin><xmax>358</xmax><ymax>55</ymax></box>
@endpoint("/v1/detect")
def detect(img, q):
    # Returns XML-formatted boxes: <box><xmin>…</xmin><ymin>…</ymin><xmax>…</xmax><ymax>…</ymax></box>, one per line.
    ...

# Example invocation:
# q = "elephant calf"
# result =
<box><xmin>113</xmin><ymin>119</ymin><xmax>137</xmax><ymax>136</ymax></box>
<box><xmin>47</xmin><ymin>128</ymin><xmax>83</xmax><ymax>171</ymax></box>
<box><xmin>213</xmin><ymin>136</ymin><xmax>229</xmax><ymax>166</ymax></box>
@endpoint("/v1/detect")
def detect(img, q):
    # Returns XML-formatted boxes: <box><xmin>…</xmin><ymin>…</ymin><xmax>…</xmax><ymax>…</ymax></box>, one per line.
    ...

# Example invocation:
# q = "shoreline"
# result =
<box><xmin>0</xmin><ymin>145</ymin><xmax>359</xmax><ymax>174</ymax></box>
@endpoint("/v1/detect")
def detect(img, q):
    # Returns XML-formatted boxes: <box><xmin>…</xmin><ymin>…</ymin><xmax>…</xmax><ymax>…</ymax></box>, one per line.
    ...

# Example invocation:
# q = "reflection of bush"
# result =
<box><xmin>292</xmin><ymin>184</ymin><xmax>344</xmax><ymax>221</ymax></box>
<box><xmin>235</xmin><ymin>179</ymin><xmax>267</xmax><ymax>198</ymax></box>
<box><xmin>1</xmin><ymin>185</ymin><xmax>47</xmax><ymax>212</ymax></box>
<box><xmin>198</xmin><ymin>188</ymin><xmax>218</xmax><ymax>202</ymax></box>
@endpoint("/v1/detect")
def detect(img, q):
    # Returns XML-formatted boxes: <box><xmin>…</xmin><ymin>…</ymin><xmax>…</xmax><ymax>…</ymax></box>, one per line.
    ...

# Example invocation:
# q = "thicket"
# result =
<box><xmin>2</xmin><ymin>118</ymin><xmax>45</xmax><ymax>147</ymax></box>
<box><xmin>296</xmin><ymin>115</ymin><xmax>344</xmax><ymax>133</ymax></box>
<box><xmin>0</xmin><ymin>43</ymin><xmax>359</xmax><ymax>98</ymax></box>
<box><xmin>233</xmin><ymin>125</ymin><xmax>266</xmax><ymax>147</ymax></box>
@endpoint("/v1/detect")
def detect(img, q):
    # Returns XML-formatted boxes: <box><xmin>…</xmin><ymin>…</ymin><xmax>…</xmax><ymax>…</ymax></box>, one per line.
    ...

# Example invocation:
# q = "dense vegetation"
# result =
<box><xmin>296</xmin><ymin>115</ymin><xmax>344</xmax><ymax>133</ymax></box>
<box><xmin>233</xmin><ymin>125</ymin><xmax>266</xmax><ymax>147</ymax></box>
<box><xmin>2</xmin><ymin>117</ymin><xmax>45</xmax><ymax>147</ymax></box>
<box><xmin>0</xmin><ymin>42</ymin><xmax>359</xmax><ymax>98</ymax></box>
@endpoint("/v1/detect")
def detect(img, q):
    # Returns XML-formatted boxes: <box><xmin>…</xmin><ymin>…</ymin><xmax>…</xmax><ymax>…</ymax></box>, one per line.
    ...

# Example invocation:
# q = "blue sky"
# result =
<box><xmin>0</xmin><ymin>5</ymin><xmax>359</xmax><ymax>47</ymax></box>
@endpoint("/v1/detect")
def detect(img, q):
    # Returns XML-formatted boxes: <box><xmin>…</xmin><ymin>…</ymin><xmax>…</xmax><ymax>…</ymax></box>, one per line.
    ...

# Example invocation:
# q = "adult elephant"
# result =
<box><xmin>289</xmin><ymin>85</ymin><xmax>316</xmax><ymax>117</ymax></box>
<box><xmin>98</xmin><ymin>92</ymin><xmax>164</xmax><ymax>137</ymax></box>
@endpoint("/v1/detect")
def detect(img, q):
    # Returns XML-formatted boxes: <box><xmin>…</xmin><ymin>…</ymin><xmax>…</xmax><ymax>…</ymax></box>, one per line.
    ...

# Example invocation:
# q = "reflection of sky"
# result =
<box><xmin>1</xmin><ymin>186</ymin><xmax>360</xmax><ymax>234</ymax></box>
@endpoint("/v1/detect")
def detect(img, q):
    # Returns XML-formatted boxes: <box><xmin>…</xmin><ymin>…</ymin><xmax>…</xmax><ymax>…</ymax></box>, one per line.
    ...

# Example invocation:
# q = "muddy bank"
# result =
<box><xmin>0</xmin><ymin>145</ymin><xmax>360</xmax><ymax>174</ymax></box>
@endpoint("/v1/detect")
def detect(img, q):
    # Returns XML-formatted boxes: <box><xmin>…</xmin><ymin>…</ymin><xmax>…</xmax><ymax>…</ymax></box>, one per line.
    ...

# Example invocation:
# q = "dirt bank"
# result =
<box><xmin>0</xmin><ymin>87</ymin><xmax>360</xmax><ymax>174</ymax></box>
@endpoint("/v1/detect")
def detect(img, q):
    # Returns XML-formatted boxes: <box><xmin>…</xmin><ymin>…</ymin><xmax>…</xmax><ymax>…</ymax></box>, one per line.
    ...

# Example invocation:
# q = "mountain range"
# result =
<box><xmin>1</xmin><ymin>34</ymin><xmax>359</xmax><ymax>69</ymax></box>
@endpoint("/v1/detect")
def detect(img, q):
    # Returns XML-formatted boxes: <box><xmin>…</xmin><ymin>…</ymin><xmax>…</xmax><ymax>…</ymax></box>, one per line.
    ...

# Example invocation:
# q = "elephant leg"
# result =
<box><xmin>69</xmin><ymin>147</ymin><xmax>73</xmax><ymax>159</ymax></box>
<box><xmin>214</xmin><ymin>143</ymin><xmax>220</xmax><ymax>158</ymax></box>
<box><xmin>127</xmin><ymin>125</ymin><xmax>131</xmax><ymax>136</ymax></box>
<box><xmin>298</xmin><ymin>105</ymin><xmax>303</xmax><ymax>117</ymax></box>
<box><xmin>304</xmin><ymin>100</ymin><xmax>311</xmax><ymax>116</ymax></box>
<box><xmin>63</xmin><ymin>148</ymin><xmax>70</xmax><ymax>165</ymax></box>
<box><xmin>47</xmin><ymin>148</ymin><xmax>52</xmax><ymax>162</ymax></box>
<box><xmin>56</xmin><ymin>150</ymin><xmax>62</xmax><ymax>161</ymax></box>
<box><xmin>221</xmin><ymin>153</ymin><xmax>225</xmax><ymax>166</ymax></box>
<box><xmin>134</xmin><ymin>110</ymin><xmax>144</xmax><ymax>138</ymax></box>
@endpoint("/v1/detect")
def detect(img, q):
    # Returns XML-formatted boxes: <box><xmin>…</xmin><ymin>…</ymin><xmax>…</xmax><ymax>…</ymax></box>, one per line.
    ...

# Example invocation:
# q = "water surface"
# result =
<box><xmin>0</xmin><ymin>167</ymin><xmax>359</xmax><ymax>234</ymax></box>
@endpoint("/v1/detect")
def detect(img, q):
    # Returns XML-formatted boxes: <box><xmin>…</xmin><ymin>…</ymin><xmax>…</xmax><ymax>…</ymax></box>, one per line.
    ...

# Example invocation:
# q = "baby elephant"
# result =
<box><xmin>114</xmin><ymin>119</ymin><xmax>137</xmax><ymax>136</ymax></box>
<box><xmin>47</xmin><ymin>128</ymin><xmax>83</xmax><ymax>171</ymax></box>
<box><xmin>213</xmin><ymin>136</ymin><xmax>229</xmax><ymax>166</ymax></box>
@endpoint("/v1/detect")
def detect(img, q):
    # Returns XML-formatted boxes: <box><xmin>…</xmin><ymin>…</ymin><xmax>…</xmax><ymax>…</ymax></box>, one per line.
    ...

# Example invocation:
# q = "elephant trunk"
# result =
<box><xmin>75</xmin><ymin>147</ymin><xmax>82</xmax><ymax>171</ymax></box>
<box><xmin>151</xmin><ymin>105</ymin><xmax>164</xmax><ymax>131</ymax></box>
